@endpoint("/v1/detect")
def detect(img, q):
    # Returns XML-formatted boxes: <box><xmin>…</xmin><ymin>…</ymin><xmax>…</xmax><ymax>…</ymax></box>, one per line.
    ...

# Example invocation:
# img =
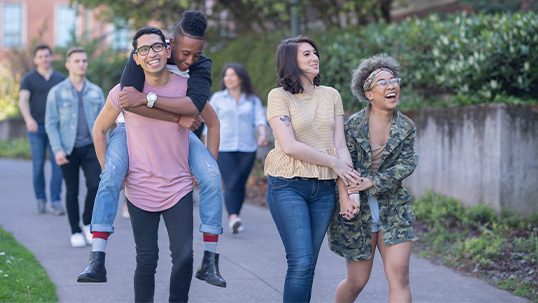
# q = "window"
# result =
<box><xmin>56</xmin><ymin>5</ymin><xmax>76</xmax><ymax>47</ymax></box>
<box><xmin>111</xmin><ymin>21</ymin><xmax>131</xmax><ymax>51</ymax></box>
<box><xmin>3</xmin><ymin>4</ymin><xmax>22</xmax><ymax>47</ymax></box>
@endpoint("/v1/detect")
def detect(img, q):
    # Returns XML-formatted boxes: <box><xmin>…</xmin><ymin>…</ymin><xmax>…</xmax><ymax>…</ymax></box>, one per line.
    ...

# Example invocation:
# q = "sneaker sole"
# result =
<box><xmin>232</xmin><ymin>221</ymin><xmax>241</xmax><ymax>234</ymax></box>
<box><xmin>77</xmin><ymin>277</ymin><xmax>107</xmax><ymax>283</ymax></box>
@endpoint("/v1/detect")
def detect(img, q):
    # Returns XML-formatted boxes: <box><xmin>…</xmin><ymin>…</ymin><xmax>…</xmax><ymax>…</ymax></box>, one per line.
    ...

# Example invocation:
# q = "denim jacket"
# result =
<box><xmin>328</xmin><ymin>104</ymin><xmax>418</xmax><ymax>261</ymax></box>
<box><xmin>45</xmin><ymin>77</ymin><xmax>105</xmax><ymax>155</ymax></box>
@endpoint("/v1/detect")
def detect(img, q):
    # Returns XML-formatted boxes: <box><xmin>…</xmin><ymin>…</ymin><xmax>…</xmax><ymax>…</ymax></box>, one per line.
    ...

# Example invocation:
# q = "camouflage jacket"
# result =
<box><xmin>328</xmin><ymin>105</ymin><xmax>418</xmax><ymax>261</ymax></box>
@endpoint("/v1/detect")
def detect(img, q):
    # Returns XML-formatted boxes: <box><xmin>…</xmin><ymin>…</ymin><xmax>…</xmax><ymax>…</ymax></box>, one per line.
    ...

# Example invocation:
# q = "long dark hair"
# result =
<box><xmin>218</xmin><ymin>63</ymin><xmax>257</xmax><ymax>97</ymax></box>
<box><xmin>275</xmin><ymin>35</ymin><xmax>321</xmax><ymax>94</ymax></box>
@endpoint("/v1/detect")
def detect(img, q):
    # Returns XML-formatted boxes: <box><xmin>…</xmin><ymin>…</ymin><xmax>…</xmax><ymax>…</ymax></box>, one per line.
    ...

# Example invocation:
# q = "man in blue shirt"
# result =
<box><xmin>45</xmin><ymin>47</ymin><xmax>105</xmax><ymax>248</ymax></box>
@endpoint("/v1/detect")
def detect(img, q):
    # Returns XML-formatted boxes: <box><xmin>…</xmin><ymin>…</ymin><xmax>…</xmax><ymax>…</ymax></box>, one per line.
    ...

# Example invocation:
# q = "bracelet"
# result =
<box><xmin>176</xmin><ymin>115</ymin><xmax>182</xmax><ymax>132</ymax></box>
<box><xmin>176</xmin><ymin>115</ymin><xmax>182</xmax><ymax>123</ymax></box>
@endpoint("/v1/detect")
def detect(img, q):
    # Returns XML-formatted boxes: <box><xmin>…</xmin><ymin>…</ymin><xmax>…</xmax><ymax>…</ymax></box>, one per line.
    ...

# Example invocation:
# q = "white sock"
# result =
<box><xmin>92</xmin><ymin>238</ymin><xmax>107</xmax><ymax>252</ymax></box>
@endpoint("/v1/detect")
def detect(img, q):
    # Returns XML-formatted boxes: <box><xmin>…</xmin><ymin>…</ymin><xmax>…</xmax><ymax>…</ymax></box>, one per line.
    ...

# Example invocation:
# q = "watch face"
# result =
<box><xmin>148</xmin><ymin>93</ymin><xmax>157</xmax><ymax>102</ymax></box>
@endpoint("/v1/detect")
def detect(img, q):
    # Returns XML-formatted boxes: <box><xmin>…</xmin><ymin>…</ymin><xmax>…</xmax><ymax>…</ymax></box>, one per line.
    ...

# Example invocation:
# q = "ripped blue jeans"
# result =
<box><xmin>90</xmin><ymin>123</ymin><xmax>223</xmax><ymax>235</ymax></box>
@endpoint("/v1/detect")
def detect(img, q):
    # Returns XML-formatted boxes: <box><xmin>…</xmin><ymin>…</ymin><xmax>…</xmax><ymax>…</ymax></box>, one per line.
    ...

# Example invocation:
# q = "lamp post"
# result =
<box><xmin>291</xmin><ymin>0</ymin><xmax>301</xmax><ymax>36</ymax></box>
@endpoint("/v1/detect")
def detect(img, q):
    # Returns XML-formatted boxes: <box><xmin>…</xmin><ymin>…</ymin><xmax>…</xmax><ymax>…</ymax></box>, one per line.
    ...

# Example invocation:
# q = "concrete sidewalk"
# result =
<box><xmin>0</xmin><ymin>158</ymin><xmax>528</xmax><ymax>303</ymax></box>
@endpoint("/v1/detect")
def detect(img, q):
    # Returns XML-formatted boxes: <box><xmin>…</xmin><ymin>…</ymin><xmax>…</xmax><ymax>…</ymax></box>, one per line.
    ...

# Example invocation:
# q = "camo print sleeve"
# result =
<box><xmin>370</xmin><ymin>129</ymin><xmax>418</xmax><ymax>197</ymax></box>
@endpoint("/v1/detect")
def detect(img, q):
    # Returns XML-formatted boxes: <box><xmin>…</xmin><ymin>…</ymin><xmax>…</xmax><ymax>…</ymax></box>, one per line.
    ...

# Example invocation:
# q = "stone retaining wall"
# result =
<box><xmin>403</xmin><ymin>104</ymin><xmax>538</xmax><ymax>215</ymax></box>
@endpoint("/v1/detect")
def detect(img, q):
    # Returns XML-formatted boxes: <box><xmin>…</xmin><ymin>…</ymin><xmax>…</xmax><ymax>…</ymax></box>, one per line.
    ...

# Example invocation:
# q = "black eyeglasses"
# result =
<box><xmin>135</xmin><ymin>42</ymin><xmax>165</xmax><ymax>56</ymax></box>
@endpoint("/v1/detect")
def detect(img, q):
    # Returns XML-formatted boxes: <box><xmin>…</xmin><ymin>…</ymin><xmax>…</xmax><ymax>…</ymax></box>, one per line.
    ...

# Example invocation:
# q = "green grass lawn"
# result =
<box><xmin>0</xmin><ymin>227</ymin><xmax>58</xmax><ymax>302</ymax></box>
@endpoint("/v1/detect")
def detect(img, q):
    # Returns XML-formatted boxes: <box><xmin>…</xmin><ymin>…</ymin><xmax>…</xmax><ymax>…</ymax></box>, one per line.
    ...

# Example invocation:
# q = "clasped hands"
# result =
<box><xmin>338</xmin><ymin>167</ymin><xmax>373</xmax><ymax>220</ymax></box>
<box><xmin>118</xmin><ymin>87</ymin><xmax>204</xmax><ymax>132</ymax></box>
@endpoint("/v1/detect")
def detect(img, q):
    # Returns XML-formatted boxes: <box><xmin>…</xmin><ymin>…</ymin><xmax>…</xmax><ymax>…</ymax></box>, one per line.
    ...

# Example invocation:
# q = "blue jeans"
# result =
<box><xmin>266</xmin><ymin>176</ymin><xmax>336</xmax><ymax>303</ymax></box>
<box><xmin>91</xmin><ymin>124</ymin><xmax>223</xmax><ymax>235</ymax></box>
<box><xmin>27</xmin><ymin>125</ymin><xmax>63</xmax><ymax>203</ymax></box>
<box><xmin>127</xmin><ymin>192</ymin><xmax>193</xmax><ymax>303</ymax></box>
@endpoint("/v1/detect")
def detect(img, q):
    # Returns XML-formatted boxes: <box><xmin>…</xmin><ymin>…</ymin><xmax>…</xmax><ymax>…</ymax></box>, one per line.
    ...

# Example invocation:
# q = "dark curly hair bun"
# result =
<box><xmin>180</xmin><ymin>10</ymin><xmax>207</xmax><ymax>38</ymax></box>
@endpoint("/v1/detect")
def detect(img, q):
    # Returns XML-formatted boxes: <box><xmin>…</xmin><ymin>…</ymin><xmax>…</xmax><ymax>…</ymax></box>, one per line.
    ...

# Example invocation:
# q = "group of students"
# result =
<box><xmin>20</xmin><ymin>9</ymin><xmax>417</xmax><ymax>303</ymax></box>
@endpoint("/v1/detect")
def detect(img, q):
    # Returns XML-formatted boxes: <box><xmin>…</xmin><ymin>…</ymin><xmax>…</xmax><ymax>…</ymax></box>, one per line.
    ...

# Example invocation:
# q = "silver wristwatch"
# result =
<box><xmin>146</xmin><ymin>92</ymin><xmax>157</xmax><ymax>108</ymax></box>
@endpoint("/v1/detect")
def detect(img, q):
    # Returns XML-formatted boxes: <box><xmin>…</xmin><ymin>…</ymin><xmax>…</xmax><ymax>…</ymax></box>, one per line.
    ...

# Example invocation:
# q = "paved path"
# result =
<box><xmin>0</xmin><ymin>158</ymin><xmax>528</xmax><ymax>303</ymax></box>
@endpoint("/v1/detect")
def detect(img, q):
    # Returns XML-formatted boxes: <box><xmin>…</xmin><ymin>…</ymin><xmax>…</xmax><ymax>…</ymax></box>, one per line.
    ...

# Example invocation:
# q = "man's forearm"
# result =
<box><xmin>93</xmin><ymin>132</ymin><xmax>108</xmax><ymax>170</ymax></box>
<box><xmin>125</xmin><ymin>105</ymin><xmax>178</xmax><ymax>123</ymax></box>
<box><xmin>153</xmin><ymin>96</ymin><xmax>199</xmax><ymax>115</ymax></box>
<box><xmin>205</xmin><ymin>125</ymin><xmax>219</xmax><ymax>160</ymax></box>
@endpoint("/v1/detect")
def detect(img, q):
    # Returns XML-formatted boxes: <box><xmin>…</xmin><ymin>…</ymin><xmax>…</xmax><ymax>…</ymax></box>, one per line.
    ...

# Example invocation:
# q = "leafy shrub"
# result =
<box><xmin>207</xmin><ymin>11</ymin><xmax>538</xmax><ymax>112</ymax></box>
<box><xmin>0</xmin><ymin>138</ymin><xmax>31</xmax><ymax>159</ymax></box>
<box><xmin>412</xmin><ymin>189</ymin><xmax>465</xmax><ymax>224</ymax></box>
<box><xmin>0</xmin><ymin>63</ymin><xmax>21</xmax><ymax>120</ymax></box>
<box><xmin>463</xmin><ymin>204</ymin><xmax>497</xmax><ymax>226</ymax></box>
<box><xmin>51</xmin><ymin>39</ymin><xmax>129</xmax><ymax>95</ymax></box>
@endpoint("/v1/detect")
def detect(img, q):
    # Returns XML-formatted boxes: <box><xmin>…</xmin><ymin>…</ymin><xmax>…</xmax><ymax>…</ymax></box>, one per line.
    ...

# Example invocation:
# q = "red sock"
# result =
<box><xmin>203</xmin><ymin>234</ymin><xmax>218</xmax><ymax>253</ymax></box>
<box><xmin>93</xmin><ymin>231</ymin><xmax>109</xmax><ymax>241</ymax></box>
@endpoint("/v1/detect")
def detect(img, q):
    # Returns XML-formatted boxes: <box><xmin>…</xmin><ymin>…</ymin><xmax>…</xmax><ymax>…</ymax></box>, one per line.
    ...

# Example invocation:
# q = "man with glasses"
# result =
<box><xmin>78</xmin><ymin>11</ymin><xmax>225</xmax><ymax>288</ymax></box>
<box><xmin>87</xmin><ymin>26</ymin><xmax>211</xmax><ymax>301</ymax></box>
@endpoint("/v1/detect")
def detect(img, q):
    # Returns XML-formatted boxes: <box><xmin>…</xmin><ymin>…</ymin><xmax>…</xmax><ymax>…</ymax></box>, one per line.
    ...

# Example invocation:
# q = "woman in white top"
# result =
<box><xmin>207</xmin><ymin>63</ymin><xmax>268</xmax><ymax>234</ymax></box>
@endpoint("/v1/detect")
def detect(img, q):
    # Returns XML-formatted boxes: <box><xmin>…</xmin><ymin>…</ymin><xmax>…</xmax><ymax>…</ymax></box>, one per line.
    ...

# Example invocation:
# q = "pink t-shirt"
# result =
<box><xmin>108</xmin><ymin>74</ymin><xmax>192</xmax><ymax>211</ymax></box>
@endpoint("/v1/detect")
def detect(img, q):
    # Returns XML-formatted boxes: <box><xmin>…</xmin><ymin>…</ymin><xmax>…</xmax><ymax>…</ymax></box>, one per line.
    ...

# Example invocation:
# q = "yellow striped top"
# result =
<box><xmin>264</xmin><ymin>86</ymin><xmax>344</xmax><ymax>180</ymax></box>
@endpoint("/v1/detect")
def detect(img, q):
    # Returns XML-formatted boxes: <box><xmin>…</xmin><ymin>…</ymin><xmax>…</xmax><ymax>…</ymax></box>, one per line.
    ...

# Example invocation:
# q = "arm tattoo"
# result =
<box><xmin>280</xmin><ymin>115</ymin><xmax>291</xmax><ymax>127</ymax></box>
<box><xmin>346</xmin><ymin>259</ymin><xmax>352</xmax><ymax>265</ymax></box>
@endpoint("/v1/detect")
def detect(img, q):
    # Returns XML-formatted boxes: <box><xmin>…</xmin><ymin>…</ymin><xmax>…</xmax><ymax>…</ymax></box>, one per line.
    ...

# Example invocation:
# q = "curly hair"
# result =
<box><xmin>351</xmin><ymin>54</ymin><xmax>400</xmax><ymax>102</ymax></box>
<box><xmin>173</xmin><ymin>10</ymin><xmax>207</xmax><ymax>40</ymax></box>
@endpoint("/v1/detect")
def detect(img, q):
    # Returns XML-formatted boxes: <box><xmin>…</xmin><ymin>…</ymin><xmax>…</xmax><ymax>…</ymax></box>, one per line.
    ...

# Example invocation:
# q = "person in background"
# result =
<box><xmin>328</xmin><ymin>54</ymin><xmax>418</xmax><ymax>303</ymax></box>
<box><xmin>264</xmin><ymin>36</ymin><xmax>361</xmax><ymax>303</ymax></box>
<box><xmin>206</xmin><ymin>62</ymin><xmax>268</xmax><ymax>234</ymax></box>
<box><xmin>45</xmin><ymin>47</ymin><xmax>105</xmax><ymax>247</ymax></box>
<box><xmin>19</xmin><ymin>43</ymin><xmax>65</xmax><ymax>215</ymax></box>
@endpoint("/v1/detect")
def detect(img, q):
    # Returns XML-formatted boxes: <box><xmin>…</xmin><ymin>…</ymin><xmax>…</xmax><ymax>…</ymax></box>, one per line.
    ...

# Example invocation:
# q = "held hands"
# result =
<box><xmin>55</xmin><ymin>150</ymin><xmax>69</xmax><ymax>166</ymax></box>
<box><xmin>333</xmin><ymin>158</ymin><xmax>362</xmax><ymax>187</ymax></box>
<box><xmin>178</xmin><ymin>115</ymin><xmax>204</xmax><ymax>131</ymax></box>
<box><xmin>119</xmin><ymin>87</ymin><xmax>146</xmax><ymax>109</ymax></box>
<box><xmin>347</xmin><ymin>177</ymin><xmax>373</xmax><ymax>193</ymax></box>
<box><xmin>257</xmin><ymin>134</ymin><xmax>268</xmax><ymax>146</ymax></box>
<box><xmin>339</xmin><ymin>194</ymin><xmax>360</xmax><ymax>220</ymax></box>
<box><xmin>25</xmin><ymin>118</ymin><xmax>38</xmax><ymax>133</ymax></box>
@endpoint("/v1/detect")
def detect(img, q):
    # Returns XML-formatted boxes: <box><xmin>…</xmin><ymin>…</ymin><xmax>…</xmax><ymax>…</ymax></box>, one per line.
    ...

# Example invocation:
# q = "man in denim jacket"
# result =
<box><xmin>45</xmin><ymin>47</ymin><xmax>105</xmax><ymax>248</ymax></box>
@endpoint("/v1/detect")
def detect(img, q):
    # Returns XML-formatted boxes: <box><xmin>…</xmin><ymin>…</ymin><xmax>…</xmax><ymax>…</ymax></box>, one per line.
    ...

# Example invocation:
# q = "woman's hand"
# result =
<box><xmin>339</xmin><ymin>194</ymin><xmax>360</xmax><ymax>220</ymax></box>
<box><xmin>257</xmin><ymin>134</ymin><xmax>268</xmax><ymax>146</ymax></box>
<box><xmin>347</xmin><ymin>177</ymin><xmax>373</xmax><ymax>193</ymax></box>
<box><xmin>332</xmin><ymin>158</ymin><xmax>361</xmax><ymax>187</ymax></box>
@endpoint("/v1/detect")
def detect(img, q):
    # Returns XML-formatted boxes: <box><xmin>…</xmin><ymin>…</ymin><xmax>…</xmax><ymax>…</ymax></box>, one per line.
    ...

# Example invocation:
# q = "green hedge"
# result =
<box><xmin>206</xmin><ymin>11</ymin><xmax>538</xmax><ymax>112</ymax></box>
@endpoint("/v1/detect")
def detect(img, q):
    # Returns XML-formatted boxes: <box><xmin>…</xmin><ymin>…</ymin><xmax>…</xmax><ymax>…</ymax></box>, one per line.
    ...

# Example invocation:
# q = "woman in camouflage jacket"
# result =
<box><xmin>328</xmin><ymin>54</ymin><xmax>418</xmax><ymax>303</ymax></box>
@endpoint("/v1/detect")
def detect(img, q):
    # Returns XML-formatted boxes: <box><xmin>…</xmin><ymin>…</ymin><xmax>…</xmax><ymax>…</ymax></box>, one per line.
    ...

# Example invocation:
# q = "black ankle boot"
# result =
<box><xmin>77</xmin><ymin>251</ymin><xmax>107</xmax><ymax>282</ymax></box>
<box><xmin>195</xmin><ymin>251</ymin><xmax>226</xmax><ymax>288</ymax></box>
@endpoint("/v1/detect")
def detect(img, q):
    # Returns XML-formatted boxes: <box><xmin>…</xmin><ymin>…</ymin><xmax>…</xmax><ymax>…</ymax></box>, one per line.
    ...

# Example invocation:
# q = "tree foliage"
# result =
<box><xmin>73</xmin><ymin>0</ymin><xmax>405</xmax><ymax>36</ymax></box>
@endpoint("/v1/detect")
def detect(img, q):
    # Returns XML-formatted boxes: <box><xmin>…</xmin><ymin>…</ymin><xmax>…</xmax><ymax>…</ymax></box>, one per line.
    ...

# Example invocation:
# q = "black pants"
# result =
<box><xmin>217</xmin><ymin>151</ymin><xmax>256</xmax><ymax>217</ymax></box>
<box><xmin>127</xmin><ymin>192</ymin><xmax>194</xmax><ymax>303</ymax></box>
<box><xmin>60</xmin><ymin>144</ymin><xmax>101</xmax><ymax>234</ymax></box>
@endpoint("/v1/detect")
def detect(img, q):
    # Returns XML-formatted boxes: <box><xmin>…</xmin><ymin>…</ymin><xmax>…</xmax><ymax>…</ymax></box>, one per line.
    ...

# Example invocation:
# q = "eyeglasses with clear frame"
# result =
<box><xmin>368</xmin><ymin>78</ymin><xmax>401</xmax><ymax>91</ymax></box>
<box><xmin>135</xmin><ymin>42</ymin><xmax>165</xmax><ymax>56</ymax></box>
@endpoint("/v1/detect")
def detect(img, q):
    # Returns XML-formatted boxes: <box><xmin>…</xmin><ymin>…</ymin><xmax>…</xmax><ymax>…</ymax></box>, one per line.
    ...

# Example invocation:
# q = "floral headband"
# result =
<box><xmin>363</xmin><ymin>68</ymin><xmax>394</xmax><ymax>92</ymax></box>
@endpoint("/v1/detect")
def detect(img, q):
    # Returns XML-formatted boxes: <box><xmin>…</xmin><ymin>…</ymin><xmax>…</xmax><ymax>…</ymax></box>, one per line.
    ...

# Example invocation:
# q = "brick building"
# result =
<box><xmin>0</xmin><ymin>0</ymin><xmax>130</xmax><ymax>63</ymax></box>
